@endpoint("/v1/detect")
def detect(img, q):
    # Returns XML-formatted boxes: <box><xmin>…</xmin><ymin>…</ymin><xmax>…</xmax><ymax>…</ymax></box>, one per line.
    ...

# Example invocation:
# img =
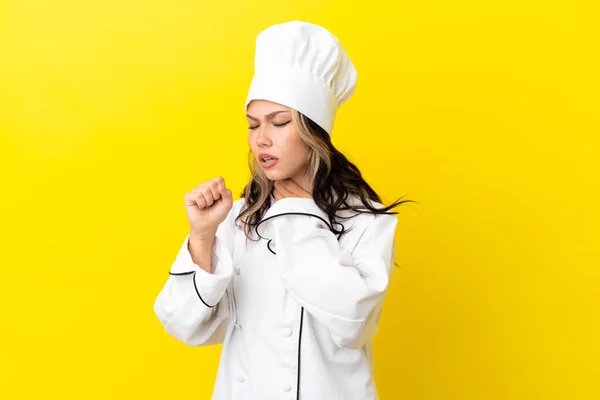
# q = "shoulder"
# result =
<box><xmin>332</xmin><ymin>196</ymin><xmax>397</xmax><ymax>244</ymax></box>
<box><xmin>352</xmin><ymin>204</ymin><xmax>398</xmax><ymax>247</ymax></box>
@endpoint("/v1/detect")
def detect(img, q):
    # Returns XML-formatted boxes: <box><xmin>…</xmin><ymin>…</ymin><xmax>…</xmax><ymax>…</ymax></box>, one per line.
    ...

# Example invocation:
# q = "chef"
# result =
<box><xmin>154</xmin><ymin>20</ymin><xmax>401</xmax><ymax>400</ymax></box>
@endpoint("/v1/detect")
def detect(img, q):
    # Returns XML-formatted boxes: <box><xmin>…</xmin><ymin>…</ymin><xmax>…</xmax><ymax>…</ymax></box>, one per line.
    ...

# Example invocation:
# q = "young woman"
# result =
<box><xmin>153</xmin><ymin>20</ymin><xmax>414</xmax><ymax>400</ymax></box>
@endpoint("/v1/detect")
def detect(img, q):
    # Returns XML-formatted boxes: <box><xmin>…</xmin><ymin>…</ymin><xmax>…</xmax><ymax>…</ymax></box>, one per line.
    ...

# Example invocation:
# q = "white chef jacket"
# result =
<box><xmin>153</xmin><ymin>193</ymin><xmax>398</xmax><ymax>400</ymax></box>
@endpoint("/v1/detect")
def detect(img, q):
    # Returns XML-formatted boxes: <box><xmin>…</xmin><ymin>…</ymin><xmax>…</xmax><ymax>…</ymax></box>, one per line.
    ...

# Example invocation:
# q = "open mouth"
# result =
<box><xmin>259</xmin><ymin>157</ymin><xmax>278</xmax><ymax>168</ymax></box>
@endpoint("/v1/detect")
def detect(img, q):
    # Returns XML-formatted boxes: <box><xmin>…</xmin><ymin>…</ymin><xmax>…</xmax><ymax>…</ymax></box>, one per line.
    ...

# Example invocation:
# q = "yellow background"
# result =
<box><xmin>1</xmin><ymin>0</ymin><xmax>598</xmax><ymax>399</ymax></box>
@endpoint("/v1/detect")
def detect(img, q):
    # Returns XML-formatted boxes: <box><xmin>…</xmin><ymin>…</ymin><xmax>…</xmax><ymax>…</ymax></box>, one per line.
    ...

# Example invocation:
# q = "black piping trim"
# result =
<box><xmin>297</xmin><ymin>306</ymin><xmax>305</xmax><ymax>400</ymax></box>
<box><xmin>266</xmin><ymin>239</ymin><xmax>276</xmax><ymax>255</ymax></box>
<box><xmin>168</xmin><ymin>270</ymin><xmax>216</xmax><ymax>308</ymax></box>
<box><xmin>168</xmin><ymin>271</ymin><xmax>194</xmax><ymax>276</ymax></box>
<box><xmin>255</xmin><ymin>212</ymin><xmax>344</xmax><ymax>255</ymax></box>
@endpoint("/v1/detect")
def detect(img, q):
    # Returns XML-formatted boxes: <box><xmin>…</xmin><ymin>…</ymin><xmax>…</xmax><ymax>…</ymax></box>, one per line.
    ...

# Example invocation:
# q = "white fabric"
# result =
<box><xmin>154</xmin><ymin>195</ymin><xmax>398</xmax><ymax>399</ymax></box>
<box><xmin>245</xmin><ymin>20</ymin><xmax>358</xmax><ymax>135</ymax></box>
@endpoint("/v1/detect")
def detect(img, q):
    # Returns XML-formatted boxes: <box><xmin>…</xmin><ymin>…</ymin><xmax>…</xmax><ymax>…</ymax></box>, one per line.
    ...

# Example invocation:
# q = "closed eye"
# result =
<box><xmin>248</xmin><ymin>120</ymin><xmax>291</xmax><ymax>130</ymax></box>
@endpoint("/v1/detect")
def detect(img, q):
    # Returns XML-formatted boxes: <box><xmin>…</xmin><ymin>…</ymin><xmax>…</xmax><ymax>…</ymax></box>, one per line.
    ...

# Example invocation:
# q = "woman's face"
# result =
<box><xmin>246</xmin><ymin>99</ymin><xmax>312</xmax><ymax>187</ymax></box>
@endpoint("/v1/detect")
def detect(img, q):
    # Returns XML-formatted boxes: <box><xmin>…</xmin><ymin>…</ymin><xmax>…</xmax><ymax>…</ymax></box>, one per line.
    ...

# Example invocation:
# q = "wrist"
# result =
<box><xmin>189</xmin><ymin>230</ymin><xmax>216</xmax><ymax>243</ymax></box>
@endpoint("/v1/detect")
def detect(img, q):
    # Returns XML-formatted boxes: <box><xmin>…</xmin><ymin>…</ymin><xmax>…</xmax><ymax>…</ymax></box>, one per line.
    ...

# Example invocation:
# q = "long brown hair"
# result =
<box><xmin>235</xmin><ymin>109</ymin><xmax>417</xmax><ymax>249</ymax></box>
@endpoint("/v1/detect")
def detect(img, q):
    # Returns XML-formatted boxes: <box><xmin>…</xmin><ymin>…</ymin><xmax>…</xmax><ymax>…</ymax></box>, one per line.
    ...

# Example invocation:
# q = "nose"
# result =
<box><xmin>255</xmin><ymin>125</ymin><xmax>272</xmax><ymax>146</ymax></box>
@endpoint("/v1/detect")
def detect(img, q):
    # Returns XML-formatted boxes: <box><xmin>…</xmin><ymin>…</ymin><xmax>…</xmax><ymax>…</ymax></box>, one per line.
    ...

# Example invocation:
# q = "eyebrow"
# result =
<box><xmin>246</xmin><ymin>110</ymin><xmax>290</xmax><ymax>121</ymax></box>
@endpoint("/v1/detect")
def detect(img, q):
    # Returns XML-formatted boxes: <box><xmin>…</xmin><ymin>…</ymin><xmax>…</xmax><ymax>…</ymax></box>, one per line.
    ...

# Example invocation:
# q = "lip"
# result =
<box><xmin>258</xmin><ymin>153</ymin><xmax>279</xmax><ymax>169</ymax></box>
<box><xmin>259</xmin><ymin>157</ymin><xmax>278</xmax><ymax>169</ymax></box>
<box><xmin>258</xmin><ymin>153</ymin><xmax>278</xmax><ymax>160</ymax></box>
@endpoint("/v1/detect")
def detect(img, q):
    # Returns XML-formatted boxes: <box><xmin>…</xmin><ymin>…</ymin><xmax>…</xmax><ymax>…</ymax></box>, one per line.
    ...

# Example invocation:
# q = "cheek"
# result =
<box><xmin>282</xmin><ymin>144</ymin><xmax>310</xmax><ymax>168</ymax></box>
<box><xmin>279</xmin><ymin>130</ymin><xmax>309</xmax><ymax>158</ymax></box>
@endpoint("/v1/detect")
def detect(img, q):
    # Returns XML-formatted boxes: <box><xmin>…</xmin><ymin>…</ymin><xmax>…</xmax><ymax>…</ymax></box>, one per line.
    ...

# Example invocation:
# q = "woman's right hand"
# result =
<box><xmin>184</xmin><ymin>176</ymin><xmax>233</xmax><ymax>239</ymax></box>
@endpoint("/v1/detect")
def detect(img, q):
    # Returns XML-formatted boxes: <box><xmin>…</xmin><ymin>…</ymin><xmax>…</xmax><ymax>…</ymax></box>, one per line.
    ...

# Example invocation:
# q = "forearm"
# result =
<box><xmin>188</xmin><ymin>233</ymin><xmax>216</xmax><ymax>273</ymax></box>
<box><xmin>264</xmin><ymin>202</ymin><xmax>397</xmax><ymax>348</ymax></box>
<box><xmin>154</xmin><ymin>233</ymin><xmax>235</xmax><ymax>345</ymax></box>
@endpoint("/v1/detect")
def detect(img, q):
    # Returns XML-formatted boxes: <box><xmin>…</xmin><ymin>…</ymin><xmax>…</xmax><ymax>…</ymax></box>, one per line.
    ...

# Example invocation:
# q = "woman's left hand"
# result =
<box><xmin>273</xmin><ymin>179</ymin><xmax>313</xmax><ymax>202</ymax></box>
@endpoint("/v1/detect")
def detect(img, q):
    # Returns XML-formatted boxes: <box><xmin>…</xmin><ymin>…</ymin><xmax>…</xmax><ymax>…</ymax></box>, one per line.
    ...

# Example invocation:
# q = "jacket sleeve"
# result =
<box><xmin>258</xmin><ymin>197</ymin><xmax>398</xmax><ymax>350</ymax></box>
<box><xmin>153</xmin><ymin>202</ymin><xmax>239</xmax><ymax>346</ymax></box>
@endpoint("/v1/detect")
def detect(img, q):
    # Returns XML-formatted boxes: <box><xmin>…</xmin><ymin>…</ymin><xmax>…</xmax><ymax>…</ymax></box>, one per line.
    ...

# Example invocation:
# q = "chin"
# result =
<box><xmin>264</xmin><ymin>170</ymin><xmax>287</xmax><ymax>181</ymax></box>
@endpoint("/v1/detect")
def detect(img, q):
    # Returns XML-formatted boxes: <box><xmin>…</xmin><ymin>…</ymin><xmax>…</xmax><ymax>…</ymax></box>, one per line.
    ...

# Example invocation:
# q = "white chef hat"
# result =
<box><xmin>244</xmin><ymin>20</ymin><xmax>357</xmax><ymax>136</ymax></box>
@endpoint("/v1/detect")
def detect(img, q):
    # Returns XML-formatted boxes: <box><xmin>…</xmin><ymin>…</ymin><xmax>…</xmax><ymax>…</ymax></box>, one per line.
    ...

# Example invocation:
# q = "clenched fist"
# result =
<box><xmin>184</xmin><ymin>176</ymin><xmax>233</xmax><ymax>239</ymax></box>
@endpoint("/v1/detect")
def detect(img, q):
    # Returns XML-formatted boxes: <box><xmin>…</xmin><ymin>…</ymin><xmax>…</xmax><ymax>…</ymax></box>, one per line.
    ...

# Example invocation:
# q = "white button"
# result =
<box><xmin>284</xmin><ymin>327</ymin><xmax>293</xmax><ymax>337</ymax></box>
<box><xmin>237</xmin><ymin>375</ymin><xmax>245</xmax><ymax>383</ymax></box>
<box><xmin>283</xmin><ymin>384</ymin><xmax>292</xmax><ymax>392</ymax></box>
